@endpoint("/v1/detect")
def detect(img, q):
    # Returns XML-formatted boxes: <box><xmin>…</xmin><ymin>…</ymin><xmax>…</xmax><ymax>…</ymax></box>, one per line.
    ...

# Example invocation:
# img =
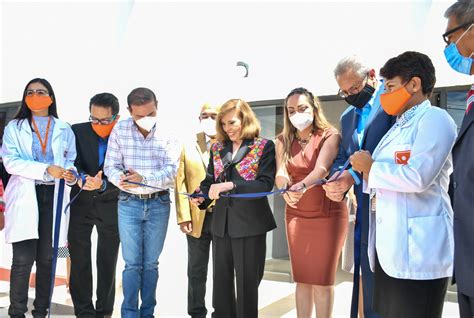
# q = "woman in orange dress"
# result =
<box><xmin>276</xmin><ymin>87</ymin><xmax>348</xmax><ymax>318</ymax></box>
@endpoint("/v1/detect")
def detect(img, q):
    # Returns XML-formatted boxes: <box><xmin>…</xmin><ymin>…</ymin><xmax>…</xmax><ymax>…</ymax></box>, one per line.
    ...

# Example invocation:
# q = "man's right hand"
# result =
<box><xmin>179</xmin><ymin>221</ymin><xmax>193</xmax><ymax>234</ymax></box>
<box><xmin>83</xmin><ymin>171</ymin><xmax>104</xmax><ymax>191</ymax></box>
<box><xmin>323</xmin><ymin>170</ymin><xmax>355</xmax><ymax>202</ymax></box>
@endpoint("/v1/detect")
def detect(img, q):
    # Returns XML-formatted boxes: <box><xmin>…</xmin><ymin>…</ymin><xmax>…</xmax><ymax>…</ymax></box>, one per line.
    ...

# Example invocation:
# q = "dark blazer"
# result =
<box><xmin>199</xmin><ymin>138</ymin><xmax>277</xmax><ymax>238</ymax></box>
<box><xmin>451</xmin><ymin>107</ymin><xmax>474</xmax><ymax>297</ymax></box>
<box><xmin>331</xmin><ymin>105</ymin><xmax>395</xmax><ymax>244</ymax></box>
<box><xmin>0</xmin><ymin>161</ymin><xmax>10</xmax><ymax>189</ymax></box>
<box><xmin>70</xmin><ymin>123</ymin><xmax>119</xmax><ymax>212</ymax></box>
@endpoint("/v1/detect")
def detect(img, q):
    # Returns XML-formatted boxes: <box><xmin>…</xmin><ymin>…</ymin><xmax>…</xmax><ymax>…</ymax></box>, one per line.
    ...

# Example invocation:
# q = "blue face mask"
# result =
<box><xmin>444</xmin><ymin>25</ymin><xmax>473</xmax><ymax>75</ymax></box>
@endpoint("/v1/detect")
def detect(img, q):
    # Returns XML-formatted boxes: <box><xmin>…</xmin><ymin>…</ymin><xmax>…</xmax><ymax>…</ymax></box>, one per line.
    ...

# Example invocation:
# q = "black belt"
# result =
<box><xmin>35</xmin><ymin>183</ymin><xmax>55</xmax><ymax>187</ymax></box>
<box><xmin>127</xmin><ymin>190</ymin><xmax>168</xmax><ymax>200</ymax></box>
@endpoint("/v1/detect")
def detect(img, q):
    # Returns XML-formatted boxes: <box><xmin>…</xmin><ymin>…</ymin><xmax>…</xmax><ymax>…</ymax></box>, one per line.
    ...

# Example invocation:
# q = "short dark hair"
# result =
<box><xmin>89</xmin><ymin>93</ymin><xmax>119</xmax><ymax>115</ymax></box>
<box><xmin>127</xmin><ymin>87</ymin><xmax>157</xmax><ymax>107</ymax></box>
<box><xmin>14</xmin><ymin>78</ymin><xmax>59</xmax><ymax>126</ymax></box>
<box><xmin>379</xmin><ymin>51</ymin><xmax>436</xmax><ymax>96</ymax></box>
<box><xmin>444</xmin><ymin>0</ymin><xmax>474</xmax><ymax>27</ymax></box>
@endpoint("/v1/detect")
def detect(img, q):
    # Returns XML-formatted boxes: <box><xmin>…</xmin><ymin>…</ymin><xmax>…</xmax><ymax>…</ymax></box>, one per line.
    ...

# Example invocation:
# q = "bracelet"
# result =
<box><xmin>301</xmin><ymin>182</ymin><xmax>307</xmax><ymax>192</ymax></box>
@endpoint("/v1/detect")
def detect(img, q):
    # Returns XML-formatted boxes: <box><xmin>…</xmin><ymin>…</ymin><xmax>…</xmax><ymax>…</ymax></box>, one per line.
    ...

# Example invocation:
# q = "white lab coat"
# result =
<box><xmin>1</xmin><ymin>117</ymin><xmax>76</xmax><ymax>246</ymax></box>
<box><xmin>366</xmin><ymin>100</ymin><xmax>457</xmax><ymax>280</ymax></box>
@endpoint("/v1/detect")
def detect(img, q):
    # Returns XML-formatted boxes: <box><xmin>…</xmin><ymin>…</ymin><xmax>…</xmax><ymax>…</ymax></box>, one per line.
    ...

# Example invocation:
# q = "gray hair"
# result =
<box><xmin>334</xmin><ymin>56</ymin><xmax>370</xmax><ymax>79</ymax></box>
<box><xmin>444</xmin><ymin>0</ymin><xmax>474</xmax><ymax>26</ymax></box>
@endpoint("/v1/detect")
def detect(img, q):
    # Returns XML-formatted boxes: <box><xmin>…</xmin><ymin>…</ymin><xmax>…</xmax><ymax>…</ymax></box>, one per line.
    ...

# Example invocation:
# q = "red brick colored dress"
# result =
<box><xmin>284</xmin><ymin>128</ymin><xmax>348</xmax><ymax>285</ymax></box>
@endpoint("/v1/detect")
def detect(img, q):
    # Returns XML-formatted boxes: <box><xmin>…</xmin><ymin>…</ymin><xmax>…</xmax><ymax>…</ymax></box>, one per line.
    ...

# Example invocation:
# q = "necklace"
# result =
<box><xmin>295</xmin><ymin>130</ymin><xmax>314</xmax><ymax>146</ymax></box>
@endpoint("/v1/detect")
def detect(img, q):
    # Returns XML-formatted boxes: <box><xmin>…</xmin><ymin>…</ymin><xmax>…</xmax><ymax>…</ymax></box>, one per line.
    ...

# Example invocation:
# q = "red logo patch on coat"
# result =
<box><xmin>394</xmin><ymin>150</ymin><xmax>411</xmax><ymax>165</ymax></box>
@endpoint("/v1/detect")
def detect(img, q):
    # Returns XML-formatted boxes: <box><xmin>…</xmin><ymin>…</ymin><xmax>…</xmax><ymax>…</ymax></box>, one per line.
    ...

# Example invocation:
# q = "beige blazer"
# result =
<box><xmin>175</xmin><ymin>132</ymin><xmax>213</xmax><ymax>238</ymax></box>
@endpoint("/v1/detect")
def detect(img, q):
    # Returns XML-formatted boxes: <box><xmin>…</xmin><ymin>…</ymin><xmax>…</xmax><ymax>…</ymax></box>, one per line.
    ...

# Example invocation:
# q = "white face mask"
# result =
<box><xmin>135</xmin><ymin>116</ymin><xmax>158</xmax><ymax>132</ymax></box>
<box><xmin>200</xmin><ymin>118</ymin><xmax>217</xmax><ymax>137</ymax></box>
<box><xmin>289</xmin><ymin>112</ymin><xmax>313</xmax><ymax>131</ymax></box>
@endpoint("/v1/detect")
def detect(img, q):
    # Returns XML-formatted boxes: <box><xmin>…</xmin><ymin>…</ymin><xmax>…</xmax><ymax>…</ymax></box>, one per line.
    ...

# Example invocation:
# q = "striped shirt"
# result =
<box><xmin>32</xmin><ymin>115</ymin><xmax>55</xmax><ymax>165</ymax></box>
<box><xmin>32</xmin><ymin>115</ymin><xmax>55</xmax><ymax>184</ymax></box>
<box><xmin>104</xmin><ymin>117</ymin><xmax>181</xmax><ymax>195</ymax></box>
<box><xmin>467</xmin><ymin>84</ymin><xmax>474</xmax><ymax>114</ymax></box>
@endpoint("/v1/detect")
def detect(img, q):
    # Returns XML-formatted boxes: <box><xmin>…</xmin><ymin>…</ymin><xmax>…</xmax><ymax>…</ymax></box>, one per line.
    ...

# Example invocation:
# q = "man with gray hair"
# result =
<box><xmin>443</xmin><ymin>1</ymin><xmax>474</xmax><ymax>317</ymax></box>
<box><xmin>323</xmin><ymin>56</ymin><xmax>394</xmax><ymax>318</ymax></box>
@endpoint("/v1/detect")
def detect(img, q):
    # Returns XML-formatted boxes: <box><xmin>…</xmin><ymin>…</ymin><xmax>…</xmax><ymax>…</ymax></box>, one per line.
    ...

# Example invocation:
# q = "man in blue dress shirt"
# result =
<box><xmin>69</xmin><ymin>93</ymin><xmax>121</xmax><ymax>318</ymax></box>
<box><xmin>323</xmin><ymin>56</ymin><xmax>394</xmax><ymax>318</ymax></box>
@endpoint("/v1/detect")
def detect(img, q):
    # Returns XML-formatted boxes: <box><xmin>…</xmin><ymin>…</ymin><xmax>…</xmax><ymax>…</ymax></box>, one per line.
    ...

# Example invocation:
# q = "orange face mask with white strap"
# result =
<box><xmin>25</xmin><ymin>95</ymin><xmax>53</xmax><ymax>111</ymax></box>
<box><xmin>91</xmin><ymin>116</ymin><xmax>119</xmax><ymax>139</ymax></box>
<box><xmin>380</xmin><ymin>86</ymin><xmax>412</xmax><ymax>116</ymax></box>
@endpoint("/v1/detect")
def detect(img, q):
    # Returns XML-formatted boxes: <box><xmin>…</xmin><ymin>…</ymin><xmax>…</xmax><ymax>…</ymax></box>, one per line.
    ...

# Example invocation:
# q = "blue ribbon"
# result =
<box><xmin>122</xmin><ymin>159</ymin><xmax>350</xmax><ymax>200</ymax></box>
<box><xmin>48</xmin><ymin>171</ymin><xmax>87</xmax><ymax>317</ymax></box>
<box><xmin>64</xmin><ymin>170</ymin><xmax>87</xmax><ymax>213</ymax></box>
<box><xmin>48</xmin><ymin>179</ymin><xmax>64</xmax><ymax>318</ymax></box>
<box><xmin>327</xmin><ymin>157</ymin><xmax>351</xmax><ymax>183</ymax></box>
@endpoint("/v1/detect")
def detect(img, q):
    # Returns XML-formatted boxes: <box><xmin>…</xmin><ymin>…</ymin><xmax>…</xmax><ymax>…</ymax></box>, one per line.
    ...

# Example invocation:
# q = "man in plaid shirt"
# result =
<box><xmin>104</xmin><ymin>87</ymin><xmax>181</xmax><ymax>318</ymax></box>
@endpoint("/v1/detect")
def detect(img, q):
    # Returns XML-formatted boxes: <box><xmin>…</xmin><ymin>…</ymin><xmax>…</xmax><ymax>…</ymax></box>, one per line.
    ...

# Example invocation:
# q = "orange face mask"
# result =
<box><xmin>380</xmin><ymin>86</ymin><xmax>412</xmax><ymax>116</ymax></box>
<box><xmin>25</xmin><ymin>95</ymin><xmax>53</xmax><ymax>111</ymax></box>
<box><xmin>91</xmin><ymin>121</ymin><xmax>117</xmax><ymax>139</ymax></box>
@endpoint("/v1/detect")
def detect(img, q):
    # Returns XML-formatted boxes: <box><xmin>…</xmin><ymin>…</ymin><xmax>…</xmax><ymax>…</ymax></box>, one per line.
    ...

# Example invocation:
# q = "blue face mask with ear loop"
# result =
<box><xmin>444</xmin><ymin>24</ymin><xmax>474</xmax><ymax>75</ymax></box>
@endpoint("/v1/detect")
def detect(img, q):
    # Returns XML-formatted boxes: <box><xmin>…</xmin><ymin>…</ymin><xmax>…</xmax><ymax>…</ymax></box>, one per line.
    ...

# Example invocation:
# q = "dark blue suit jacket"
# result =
<box><xmin>451</xmin><ymin>105</ymin><xmax>474</xmax><ymax>296</ymax></box>
<box><xmin>331</xmin><ymin>104</ymin><xmax>394</xmax><ymax>244</ymax></box>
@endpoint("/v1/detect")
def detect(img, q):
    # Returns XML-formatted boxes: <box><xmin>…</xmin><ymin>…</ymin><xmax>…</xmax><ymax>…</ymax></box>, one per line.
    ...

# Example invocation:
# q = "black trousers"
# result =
<box><xmin>9</xmin><ymin>185</ymin><xmax>54</xmax><ymax>318</ymax></box>
<box><xmin>187</xmin><ymin>212</ymin><xmax>213</xmax><ymax>318</ymax></box>
<box><xmin>68</xmin><ymin>198</ymin><xmax>120</xmax><ymax>318</ymax></box>
<box><xmin>212</xmin><ymin>233</ymin><xmax>266</xmax><ymax>318</ymax></box>
<box><xmin>373</xmin><ymin>254</ymin><xmax>448</xmax><ymax>318</ymax></box>
<box><xmin>458</xmin><ymin>288</ymin><xmax>474</xmax><ymax>318</ymax></box>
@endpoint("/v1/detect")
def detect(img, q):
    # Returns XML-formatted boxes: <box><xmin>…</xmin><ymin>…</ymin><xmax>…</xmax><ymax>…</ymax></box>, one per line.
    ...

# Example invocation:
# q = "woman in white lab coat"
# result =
<box><xmin>350</xmin><ymin>52</ymin><xmax>457</xmax><ymax>318</ymax></box>
<box><xmin>1</xmin><ymin>78</ymin><xmax>76</xmax><ymax>317</ymax></box>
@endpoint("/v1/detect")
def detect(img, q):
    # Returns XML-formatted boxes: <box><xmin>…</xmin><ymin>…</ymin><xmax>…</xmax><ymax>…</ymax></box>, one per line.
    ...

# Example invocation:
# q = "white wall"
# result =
<box><xmin>1</xmin><ymin>0</ymin><xmax>472</xmax><ymax>138</ymax></box>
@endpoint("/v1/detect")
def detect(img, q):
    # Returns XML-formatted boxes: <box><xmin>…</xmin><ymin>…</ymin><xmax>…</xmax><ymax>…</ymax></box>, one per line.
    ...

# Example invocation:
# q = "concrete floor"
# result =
<box><xmin>0</xmin><ymin>219</ymin><xmax>462</xmax><ymax>317</ymax></box>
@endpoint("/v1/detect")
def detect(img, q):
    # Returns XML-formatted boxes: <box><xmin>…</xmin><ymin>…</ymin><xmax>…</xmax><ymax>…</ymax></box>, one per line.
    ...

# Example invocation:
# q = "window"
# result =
<box><xmin>446</xmin><ymin>90</ymin><xmax>468</xmax><ymax>131</ymax></box>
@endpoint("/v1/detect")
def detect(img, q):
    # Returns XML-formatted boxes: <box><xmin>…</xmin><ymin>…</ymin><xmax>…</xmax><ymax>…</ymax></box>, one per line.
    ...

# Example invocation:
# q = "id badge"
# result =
<box><xmin>370</xmin><ymin>191</ymin><xmax>376</xmax><ymax>214</ymax></box>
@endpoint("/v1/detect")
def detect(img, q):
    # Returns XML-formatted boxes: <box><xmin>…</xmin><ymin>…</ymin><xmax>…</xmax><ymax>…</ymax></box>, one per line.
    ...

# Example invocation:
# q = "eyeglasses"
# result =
<box><xmin>89</xmin><ymin>114</ymin><xmax>117</xmax><ymax>125</ymax></box>
<box><xmin>337</xmin><ymin>73</ymin><xmax>369</xmax><ymax>98</ymax></box>
<box><xmin>442</xmin><ymin>20</ymin><xmax>474</xmax><ymax>45</ymax></box>
<box><xmin>25</xmin><ymin>89</ymin><xmax>49</xmax><ymax>97</ymax></box>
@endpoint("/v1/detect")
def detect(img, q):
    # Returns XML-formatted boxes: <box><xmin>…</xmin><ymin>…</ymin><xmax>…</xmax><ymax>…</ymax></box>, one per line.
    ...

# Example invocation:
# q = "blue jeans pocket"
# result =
<box><xmin>157</xmin><ymin>192</ymin><xmax>171</xmax><ymax>204</ymax></box>
<box><xmin>118</xmin><ymin>192</ymin><xmax>131</xmax><ymax>202</ymax></box>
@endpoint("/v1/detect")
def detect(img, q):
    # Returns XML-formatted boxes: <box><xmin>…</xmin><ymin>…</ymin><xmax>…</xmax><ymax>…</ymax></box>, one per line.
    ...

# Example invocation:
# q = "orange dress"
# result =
<box><xmin>285</xmin><ymin>128</ymin><xmax>348</xmax><ymax>285</ymax></box>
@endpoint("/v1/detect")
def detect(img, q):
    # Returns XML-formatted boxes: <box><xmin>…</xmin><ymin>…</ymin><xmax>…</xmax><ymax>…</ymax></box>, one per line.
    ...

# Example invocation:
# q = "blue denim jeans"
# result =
<box><xmin>118</xmin><ymin>192</ymin><xmax>171</xmax><ymax>318</ymax></box>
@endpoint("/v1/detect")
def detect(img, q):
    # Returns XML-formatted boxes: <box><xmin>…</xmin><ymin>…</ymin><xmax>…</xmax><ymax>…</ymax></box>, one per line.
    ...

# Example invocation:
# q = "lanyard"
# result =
<box><xmin>32</xmin><ymin>116</ymin><xmax>52</xmax><ymax>155</ymax></box>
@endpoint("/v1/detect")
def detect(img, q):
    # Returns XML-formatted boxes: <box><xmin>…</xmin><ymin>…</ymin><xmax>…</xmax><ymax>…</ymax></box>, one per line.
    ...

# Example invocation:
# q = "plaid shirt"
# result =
<box><xmin>104</xmin><ymin>118</ymin><xmax>181</xmax><ymax>195</ymax></box>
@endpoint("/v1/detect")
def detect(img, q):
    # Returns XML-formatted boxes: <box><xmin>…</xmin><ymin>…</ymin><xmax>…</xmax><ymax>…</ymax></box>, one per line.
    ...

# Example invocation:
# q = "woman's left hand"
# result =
<box><xmin>284</xmin><ymin>182</ymin><xmax>306</xmax><ymax>206</ymax></box>
<box><xmin>208</xmin><ymin>182</ymin><xmax>234</xmax><ymax>200</ymax></box>
<box><xmin>350</xmin><ymin>150</ymin><xmax>374</xmax><ymax>175</ymax></box>
<box><xmin>289</xmin><ymin>182</ymin><xmax>306</xmax><ymax>193</ymax></box>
